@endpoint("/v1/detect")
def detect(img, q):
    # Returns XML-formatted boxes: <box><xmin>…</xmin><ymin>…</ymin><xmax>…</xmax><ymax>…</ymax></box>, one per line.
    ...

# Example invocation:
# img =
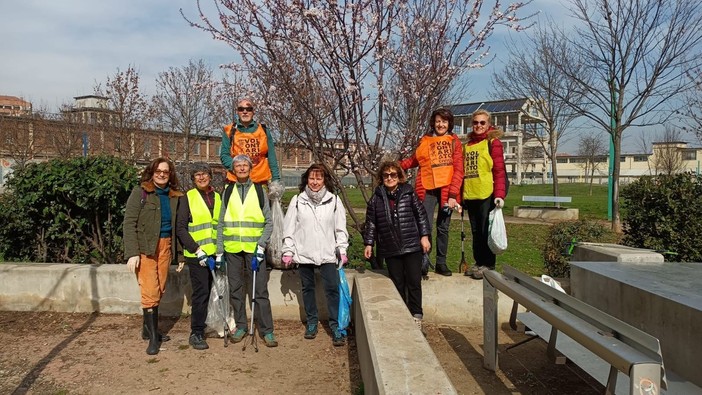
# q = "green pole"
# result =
<box><xmin>608</xmin><ymin>81</ymin><xmax>616</xmax><ymax>221</ymax></box>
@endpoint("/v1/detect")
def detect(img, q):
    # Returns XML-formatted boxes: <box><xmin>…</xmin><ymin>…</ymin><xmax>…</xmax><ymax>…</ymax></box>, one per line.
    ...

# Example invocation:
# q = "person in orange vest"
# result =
<box><xmin>401</xmin><ymin>108</ymin><xmax>464</xmax><ymax>276</ymax></box>
<box><xmin>462</xmin><ymin>109</ymin><xmax>507</xmax><ymax>279</ymax></box>
<box><xmin>220</xmin><ymin>98</ymin><xmax>281</xmax><ymax>185</ymax></box>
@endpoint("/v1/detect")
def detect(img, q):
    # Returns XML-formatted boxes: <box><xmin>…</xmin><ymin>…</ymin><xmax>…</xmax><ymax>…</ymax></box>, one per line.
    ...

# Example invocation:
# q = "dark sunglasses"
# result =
<box><xmin>237</xmin><ymin>106</ymin><xmax>254</xmax><ymax>112</ymax></box>
<box><xmin>473</xmin><ymin>120</ymin><xmax>488</xmax><ymax>126</ymax></box>
<box><xmin>382</xmin><ymin>172</ymin><xmax>399</xmax><ymax>179</ymax></box>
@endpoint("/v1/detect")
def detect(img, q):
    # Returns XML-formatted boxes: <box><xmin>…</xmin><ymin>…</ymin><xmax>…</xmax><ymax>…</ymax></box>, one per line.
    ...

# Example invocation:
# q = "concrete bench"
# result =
<box><xmin>514</xmin><ymin>195</ymin><xmax>578</xmax><ymax>220</ymax></box>
<box><xmin>482</xmin><ymin>265</ymin><xmax>666</xmax><ymax>395</ymax></box>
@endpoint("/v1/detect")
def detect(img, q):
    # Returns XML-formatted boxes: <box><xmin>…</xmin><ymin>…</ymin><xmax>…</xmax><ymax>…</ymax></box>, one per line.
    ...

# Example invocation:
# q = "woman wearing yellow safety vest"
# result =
<box><xmin>214</xmin><ymin>155</ymin><xmax>277</xmax><ymax>347</ymax></box>
<box><xmin>401</xmin><ymin>108</ymin><xmax>464</xmax><ymax>276</ymax></box>
<box><xmin>176</xmin><ymin>163</ymin><xmax>221</xmax><ymax>350</ymax></box>
<box><xmin>462</xmin><ymin>109</ymin><xmax>507</xmax><ymax>279</ymax></box>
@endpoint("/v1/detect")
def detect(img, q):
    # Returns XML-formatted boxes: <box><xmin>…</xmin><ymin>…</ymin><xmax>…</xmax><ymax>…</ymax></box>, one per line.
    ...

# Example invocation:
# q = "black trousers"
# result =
<box><xmin>385</xmin><ymin>251</ymin><xmax>423</xmax><ymax>317</ymax></box>
<box><xmin>463</xmin><ymin>196</ymin><xmax>496</xmax><ymax>269</ymax></box>
<box><xmin>187</xmin><ymin>259</ymin><xmax>212</xmax><ymax>335</ymax></box>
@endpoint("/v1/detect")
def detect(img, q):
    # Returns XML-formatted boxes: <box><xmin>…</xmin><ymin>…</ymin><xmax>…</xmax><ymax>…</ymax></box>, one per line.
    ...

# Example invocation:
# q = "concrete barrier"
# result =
<box><xmin>513</xmin><ymin>206</ymin><xmax>579</xmax><ymax>221</ymax></box>
<box><xmin>0</xmin><ymin>263</ymin><xmax>516</xmax><ymax>325</ymax></box>
<box><xmin>353</xmin><ymin>273</ymin><xmax>456</xmax><ymax>395</ymax></box>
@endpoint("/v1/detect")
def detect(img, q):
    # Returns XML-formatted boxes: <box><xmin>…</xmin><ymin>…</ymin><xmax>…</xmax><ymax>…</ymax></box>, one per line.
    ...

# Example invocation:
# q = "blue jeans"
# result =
<box><xmin>298</xmin><ymin>263</ymin><xmax>340</xmax><ymax>331</ymax></box>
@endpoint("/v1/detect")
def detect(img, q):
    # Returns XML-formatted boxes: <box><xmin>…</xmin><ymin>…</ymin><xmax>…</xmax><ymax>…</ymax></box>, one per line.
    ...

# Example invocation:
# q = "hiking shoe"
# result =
<box><xmin>413</xmin><ymin>315</ymin><xmax>426</xmax><ymax>336</ymax></box>
<box><xmin>189</xmin><ymin>333</ymin><xmax>209</xmax><ymax>350</ymax></box>
<box><xmin>465</xmin><ymin>264</ymin><xmax>479</xmax><ymax>277</ymax></box>
<box><xmin>332</xmin><ymin>330</ymin><xmax>346</xmax><ymax>347</ymax></box>
<box><xmin>304</xmin><ymin>323</ymin><xmax>318</xmax><ymax>339</ymax></box>
<box><xmin>263</xmin><ymin>332</ymin><xmax>278</xmax><ymax>347</ymax></box>
<box><xmin>471</xmin><ymin>266</ymin><xmax>493</xmax><ymax>280</ymax></box>
<box><xmin>435</xmin><ymin>264</ymin><xmax>453</xmax><ymax>276</ymax></box>
<box><xmin>229</xmin><ymin>327</ymin><xmax>247</xmax><ymax>343</ymax></box>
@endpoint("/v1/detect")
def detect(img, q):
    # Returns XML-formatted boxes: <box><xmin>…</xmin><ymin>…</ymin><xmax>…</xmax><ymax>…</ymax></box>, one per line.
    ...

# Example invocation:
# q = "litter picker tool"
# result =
<box><xmin>243</xmin><ymin>255</ymin><xmax>259</xmax><ymax>352</ymax></box>
<box><xmin>458</xmin><ymin>209</ymin><xmax>469</xmax><ymax>274</ymax></box>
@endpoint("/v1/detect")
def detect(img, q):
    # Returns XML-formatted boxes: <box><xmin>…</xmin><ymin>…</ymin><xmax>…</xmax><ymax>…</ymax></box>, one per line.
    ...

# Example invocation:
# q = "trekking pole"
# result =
<box><xmin>210</xmin><ymin>265</ymin><xmax>231</xmax><ymax>347</ymax></box>
<box><xmin>459</xmin><ymin>209</ymin><xmax>468</xmax><ymax>274</ymax></box>
<box><xmin>243</xmin><ymin>255</ymin><xmax>259</xmax><ymax>352</ymax></box>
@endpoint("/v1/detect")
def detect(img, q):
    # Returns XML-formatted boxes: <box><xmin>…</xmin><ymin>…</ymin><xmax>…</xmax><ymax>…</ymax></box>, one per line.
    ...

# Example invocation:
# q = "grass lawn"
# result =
<box><xmin>282</xmin><ymin>183</ymin><xmax>609</xmax><ymax>277</ymax></box>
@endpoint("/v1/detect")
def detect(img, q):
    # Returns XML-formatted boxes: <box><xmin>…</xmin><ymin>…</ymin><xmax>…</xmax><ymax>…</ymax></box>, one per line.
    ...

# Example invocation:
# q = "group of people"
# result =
<box><xmin>122</xmin><ymin>98</ymin><xmax>506</xmax><ymax>355</ymax></box>
<box><xmin>123</xmin><ymin>99</ymin><xmax>350</xmax><ymax>355</ymax></box>
<box><xmin>362</xmin><ymin>107</ymin><xmax>507</xmax><ymax>331</ymax></box>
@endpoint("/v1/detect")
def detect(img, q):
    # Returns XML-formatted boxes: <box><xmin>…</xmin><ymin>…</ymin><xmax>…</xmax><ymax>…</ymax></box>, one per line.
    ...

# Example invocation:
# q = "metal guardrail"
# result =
<box><xmin>482</xmin><ymin>265</ymin><xmax>666</xmax><ymax>395</ymax></box>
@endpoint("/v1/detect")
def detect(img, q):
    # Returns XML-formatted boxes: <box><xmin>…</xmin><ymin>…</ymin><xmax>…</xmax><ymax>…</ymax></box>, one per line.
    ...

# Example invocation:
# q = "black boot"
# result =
<box><xmin>143</xmin><ymin>308</ymin><xmax>160</xmax><ymax>355</ymax></box>
<box><xmin>142</xmin><ymin>310</ymin><xmax>170</xmax><ymax>342</ymax></box>
<box><xmin>435</xmin><ymin>264</ymin><xmax>453</xmax><ymax>276</ymax></box>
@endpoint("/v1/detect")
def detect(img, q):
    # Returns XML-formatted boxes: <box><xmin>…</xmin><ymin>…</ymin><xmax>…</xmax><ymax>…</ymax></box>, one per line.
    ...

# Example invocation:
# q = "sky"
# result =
<box><xmin>1</xmin><ymin>1</ymin><xmax>696</xmax><ymax>153</ymax></box>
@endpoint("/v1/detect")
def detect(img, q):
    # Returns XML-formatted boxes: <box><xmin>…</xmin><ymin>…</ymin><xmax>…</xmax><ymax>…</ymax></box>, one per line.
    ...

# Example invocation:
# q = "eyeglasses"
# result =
<box><xmin>382</xmin><ymin>172</ymin><xmax>399</xmax><ymax>179</ymax></box>
<box><xmin>194</xmin><ymin>172</ymin><xmax>210</xmax><ymax>179</ymax></box>
<box><xmin>473</xmin><ymin>120</ymin><xmax>488</xmax><ymax>126</ymax></box>
<box><xmin>154</xmin><ymin>170</ymin><xmax>170</xmax><ymax>176</ymax></box>
<box><xmin>237</xmin><ymin>106</ymin><xmax>254</xmax><ymax>112</ymax></box>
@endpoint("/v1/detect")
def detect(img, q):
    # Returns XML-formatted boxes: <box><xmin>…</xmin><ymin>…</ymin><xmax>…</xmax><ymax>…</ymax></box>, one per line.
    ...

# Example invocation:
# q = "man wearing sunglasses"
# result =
<box><xmin>220</xmin><ymin>99</ymin><xmax>281</xmax><ymax>185</ymax></box>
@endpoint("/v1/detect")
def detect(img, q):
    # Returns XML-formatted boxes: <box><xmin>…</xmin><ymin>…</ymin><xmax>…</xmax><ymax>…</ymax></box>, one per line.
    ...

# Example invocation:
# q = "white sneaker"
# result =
<box><xmin>413</xmin><ymin>315</ymin><xmax>426</xmax><ymax>336</ymax></box>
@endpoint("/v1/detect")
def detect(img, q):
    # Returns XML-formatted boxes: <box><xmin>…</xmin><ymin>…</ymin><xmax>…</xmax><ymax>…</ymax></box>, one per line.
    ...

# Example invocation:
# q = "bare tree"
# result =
<box><xmin>651</xmin><ymin>126</ymin><xmax>685</xmax><ymax>175</ymax></box>
<box><xmin>682</xmin><ymin>65</ymin><xmax>702</xmax><ymax>144</ymax></box>
<box><xmin>556</xmin><ymin>0</ymin><xmax>702</xmax><ymax>231</ymax></box>
<box><xmin>94</xmin><ymin>65</ymin><xmax>153</xmax><ymax>162</ymax></box>
<box><xmin>0</xmin><ymin>115</ymin><xmax>36</xmax><ymax>170</ymax></box>
<box><xmin>151</xmin><ymin>59</ymin><xmax>225</xmax><ymax>171</ymax></box>
<box><xmin>183</xmin><ymin>0</ymin><xmax>532</xmax><ymax>230</ymax></box>
<box><xmin>494</xmin><ymin>21</ymin><xmax>588</xmax><ymax>197</ymax></box>
<box><xmin>577</xmin><ymin>133</ymin><xmax>607</xmax><ymax>195</ymax></box>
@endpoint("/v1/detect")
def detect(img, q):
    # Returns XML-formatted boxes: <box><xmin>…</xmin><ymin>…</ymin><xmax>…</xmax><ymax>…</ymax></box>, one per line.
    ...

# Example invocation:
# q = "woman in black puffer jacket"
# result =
<box><xmin>364</xmin><ymin>161</ymin><xmax>431</xmax><ymax>331</ymax></box>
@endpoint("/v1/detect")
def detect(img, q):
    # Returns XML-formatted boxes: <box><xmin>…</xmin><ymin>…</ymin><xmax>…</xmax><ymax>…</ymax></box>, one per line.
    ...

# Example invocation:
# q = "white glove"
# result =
<box><xmin>126</xmin><ymin>256</ymin><xmax>140</xmax><ymax>273</ymax></box>
<box><xmin>494</xmin><ymin>198</ymin><xmax>505</xmax><ymax>209</ymax></box>
<box><xmin>176</xmin><ymin>261</ymin><xmax>185</xmax><ymax>273</ymax></box>
<box><xmin>255</xmin><ymin>245</ymin><xmax>265</xmax><ymax>263</ymax></box>
<box><xmin>215</xmin><ymin>253</ymin><xmax>224</xmax><ymax>269</ymax></box>
<box><xmin>196</xmin><ymin>249</ymin><xmax>208</xmax><ymax>266</ymax></box>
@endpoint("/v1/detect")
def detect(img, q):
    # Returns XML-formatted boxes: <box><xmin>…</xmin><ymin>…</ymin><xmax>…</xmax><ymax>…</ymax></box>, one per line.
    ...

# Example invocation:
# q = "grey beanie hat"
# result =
<box><xmin>232</xmin><ymin>154</ymin><xmax>253</xmax><ymax>167</ymax></box>
<box><xmin>190</xmin><ymin>162</ymin><xmax>212</xmax><ymax>181</ymax></box>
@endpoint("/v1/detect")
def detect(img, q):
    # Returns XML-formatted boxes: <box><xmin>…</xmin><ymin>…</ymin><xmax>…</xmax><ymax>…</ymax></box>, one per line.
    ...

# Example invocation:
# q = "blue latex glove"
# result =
<box><xmin>206</xmin><ymin>257</ymin><xmax>216</xmax><ymax>271</ymax></box>
<box><xmin>251</xmin><ymin>245</ymin><xmax>265</xmax><ymax>271</ymax></box>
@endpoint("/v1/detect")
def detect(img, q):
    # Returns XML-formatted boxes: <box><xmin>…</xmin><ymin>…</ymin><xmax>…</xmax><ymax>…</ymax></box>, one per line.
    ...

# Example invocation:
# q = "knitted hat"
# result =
<box><xmin>190</xmin><ymin>162</ymin><xmax>212</xmax><ymax>181</ymax></box>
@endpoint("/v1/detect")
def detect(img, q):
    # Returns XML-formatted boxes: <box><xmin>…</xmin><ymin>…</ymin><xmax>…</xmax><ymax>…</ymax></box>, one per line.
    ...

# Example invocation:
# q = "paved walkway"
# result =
<box><xmin>347</xmin><ymin>208</ymin><xmax>550</xmax><ymax>226</ymax></box>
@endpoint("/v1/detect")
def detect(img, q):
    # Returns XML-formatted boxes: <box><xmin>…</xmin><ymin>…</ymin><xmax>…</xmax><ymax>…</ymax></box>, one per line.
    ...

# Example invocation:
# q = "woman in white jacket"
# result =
<box><xmin>282</xmin><ymin>163</ymin><xmax>349</xmax><ymax>347</ymax></box>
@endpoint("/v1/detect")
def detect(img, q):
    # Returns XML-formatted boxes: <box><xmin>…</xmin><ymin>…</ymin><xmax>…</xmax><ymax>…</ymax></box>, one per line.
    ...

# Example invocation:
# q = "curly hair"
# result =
<box><xmin>140</xmin><ymin>157</ymin><xmax>180</xmax><ymax>190</ymax></box>
<box><xmin>374</xmin><ymin>161</ymin><xmax>407</xmax><ymax>188</ymax></box>
<box><xmin>429</xmin><ymin>108</ymin><xmax>455</xmax><ymax>135</ymax></box>
<box><xmin>299</xmin><ymin>163</ymin><xmax>336</xmax><ymax>193</ymax></box>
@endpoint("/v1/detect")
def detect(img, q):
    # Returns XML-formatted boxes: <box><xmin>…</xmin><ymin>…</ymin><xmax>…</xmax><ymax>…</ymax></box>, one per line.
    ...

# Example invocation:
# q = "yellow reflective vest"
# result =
<box><xmin>222</xmin><ymin>185</ymin><xmax>265</xmax><ymax>253</ymax></box>
<box><xmin>463</xmin><ymin>139</ymin><xmax>494</xmax><ymax>200</ymax></box>
<box><xmin>183</xmin><ymin>189</ymin><xmax>222</xmax><ymax>257</ymax></box>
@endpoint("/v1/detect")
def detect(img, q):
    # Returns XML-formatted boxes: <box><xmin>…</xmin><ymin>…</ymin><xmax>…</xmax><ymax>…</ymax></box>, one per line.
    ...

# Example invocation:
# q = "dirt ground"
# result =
<box><xmin>0</xmin><ymin>311</ymin><xmax>603</xmax><ymax>394</ymax></box>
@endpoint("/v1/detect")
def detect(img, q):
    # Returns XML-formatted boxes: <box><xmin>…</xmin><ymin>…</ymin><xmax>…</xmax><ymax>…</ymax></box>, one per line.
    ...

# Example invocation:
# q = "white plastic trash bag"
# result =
<box><xmin>540</xmin><ymin>275</ymin><xmax>566</xmax><ymax>293</ymax></box>
<box><xmin>205</xmin><ymin>269</ymin><xmax>236</xmax><ymax>337</ymax></box>
<box><xmin>266</xmin><ymin>180</ymin><xmax>286</xmax><ymax>269</ymax></box>
<box><xmin>488</xmin><ymin>207</ymin><xmax>508</xmax><ymax>255</ymax></box>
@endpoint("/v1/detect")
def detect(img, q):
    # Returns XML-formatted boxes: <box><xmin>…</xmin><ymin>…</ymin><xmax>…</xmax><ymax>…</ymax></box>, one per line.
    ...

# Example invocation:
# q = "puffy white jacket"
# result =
<box><xmin>282</xmin><ymin>190</ymin><xmax>349</xmax><ymax>266</ymax></box>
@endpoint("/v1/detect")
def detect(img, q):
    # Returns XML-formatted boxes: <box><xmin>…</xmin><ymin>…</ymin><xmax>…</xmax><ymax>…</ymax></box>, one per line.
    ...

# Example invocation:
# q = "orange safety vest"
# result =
<box><xmin>224</xmin><ymin>124</ymin><xmax>272</xmax><ymax>184</ymax></box>
<box><xmin>462</xmin><ymin>139</ymin><xmax>494</xmax><ymax>200</ymax></box>
<box><xmin>415</xmin><ymin>134</ymin><xmax>455</xmax><ymax>190</ymax></box>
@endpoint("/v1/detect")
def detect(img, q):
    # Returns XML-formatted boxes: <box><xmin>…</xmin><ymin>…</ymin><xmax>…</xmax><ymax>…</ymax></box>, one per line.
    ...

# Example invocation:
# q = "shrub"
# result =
<box><xmin>2</xmin><ymin>155</ymin><xmax>138</xmax><ymax>263</ymax></box>
<box><xmin>543</xmin><ymin>220</ymin><xmax>618</xmax><ymax>278</ymax></box>
<box><xmin>621</xmin><ymin>173</ymin><xmax>702</xmax><ymax>262</ymax></box>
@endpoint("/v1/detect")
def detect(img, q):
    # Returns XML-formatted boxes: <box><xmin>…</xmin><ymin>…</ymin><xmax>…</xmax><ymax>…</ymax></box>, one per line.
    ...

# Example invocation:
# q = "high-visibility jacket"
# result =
<box><xmin>224</xmin><ymin>124</ymin><xmax>272</xmax><ymax>183</ymax></box>
<box><xmin>183</xmin><ymin>189</ymin><xmax>221</xmax><ymax>257</ymax></box>
<box><xmin>463</xmin><ymin>139</ymin><xmax>494</xmax><ymax>200</ymax></box>
<box><xmin>221</xmin><ymin>185</ymin><xmax>265</xmax><ymax>253</ymax></box>
<box><xmin>415</xmin><ymin>134</ymin><xmax>455</xmax><ymax>190</ymax></box>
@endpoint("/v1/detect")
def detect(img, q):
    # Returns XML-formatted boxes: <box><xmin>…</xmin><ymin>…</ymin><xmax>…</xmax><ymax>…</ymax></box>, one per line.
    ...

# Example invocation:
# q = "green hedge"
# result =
<box><xmin>542</xmin><ymin>220</ymin><xmax>619</xmax><ymax>278</ymax></box>
<box><xmin>0</xmin><ymin>155</ymin><xmax>137</xmax><ymax>263</ymax></box>
<box><xmin>621</xmin><ymin>173</ymin><xmax>702</xmax><ymax>262</ymax></box>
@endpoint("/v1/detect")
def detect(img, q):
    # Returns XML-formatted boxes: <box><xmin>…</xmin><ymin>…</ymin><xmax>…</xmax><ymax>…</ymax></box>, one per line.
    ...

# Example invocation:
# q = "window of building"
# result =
<box><xmin>556</xmin><ymin>158</ymin><xmax>569</xmax><ymax>164</ymax></box>
<box><xmin>143</xmin><ymin>138</ymin><xmax>152</xmax><ymax>155</ymax></box>
<box><xmin>114</xmin><ymin>137</ymin><xmax>122</xmax><ymax>152</ymax></box>
<box><xmin>633</xmin><ymin>155</ymin><xmax>648</xmax><ymax>162</ymax></box>
<box><xmin>683</xmin><ymin>150</ymin><xmax>697</xmax><ymax>161</ymax></box>
<box><xmin>191</xmin><ymin>141</ymin><xmax>201</xmax><ymax>156</ymax></box>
